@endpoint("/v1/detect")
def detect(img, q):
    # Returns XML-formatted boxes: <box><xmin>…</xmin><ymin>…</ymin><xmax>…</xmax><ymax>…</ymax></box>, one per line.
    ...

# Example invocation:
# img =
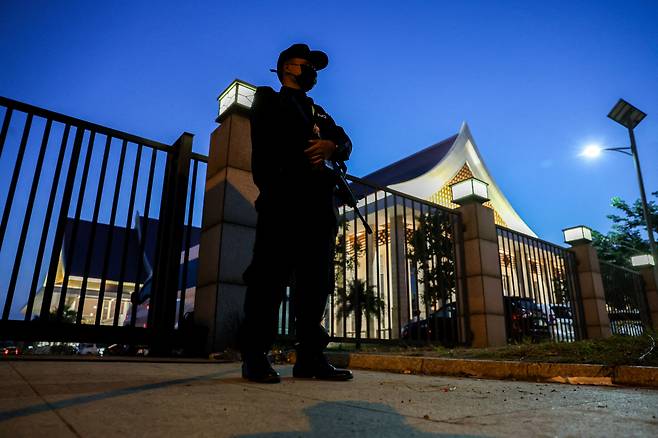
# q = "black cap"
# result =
<box><xmin>275</xmin><ymin>43</ymin><xmax>328</xmax><ymax>78</ymax></box>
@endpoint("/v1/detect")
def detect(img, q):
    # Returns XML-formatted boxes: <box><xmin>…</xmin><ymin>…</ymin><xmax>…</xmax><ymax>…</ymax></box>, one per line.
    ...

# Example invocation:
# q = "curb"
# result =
<box><xmin>323</xmin><ymin>352</ymin><xmax>658</xmax><ymax>388</ymax></box>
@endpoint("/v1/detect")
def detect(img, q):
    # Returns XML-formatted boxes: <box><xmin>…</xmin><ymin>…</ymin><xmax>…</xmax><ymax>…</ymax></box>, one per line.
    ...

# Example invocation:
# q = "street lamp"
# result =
<box><xmin>605</xmin><ymin>99</ymin><xmax>657</xmax><ymax>270</ymax></box>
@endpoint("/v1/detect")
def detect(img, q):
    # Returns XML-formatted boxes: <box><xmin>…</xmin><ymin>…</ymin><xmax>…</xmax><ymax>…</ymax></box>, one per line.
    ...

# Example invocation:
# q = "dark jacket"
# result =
<box><xmin>250</xmin><ymin>85</ymin><xmax>352</xmax><ymax>213</ymax></box>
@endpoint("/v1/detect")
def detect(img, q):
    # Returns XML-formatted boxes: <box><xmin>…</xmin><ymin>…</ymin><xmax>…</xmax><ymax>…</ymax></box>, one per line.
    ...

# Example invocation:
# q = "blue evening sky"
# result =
<box><xmin>1</xmin><ymin>0</ymin><xmax>657</xmax><ymax>246</ymax></box>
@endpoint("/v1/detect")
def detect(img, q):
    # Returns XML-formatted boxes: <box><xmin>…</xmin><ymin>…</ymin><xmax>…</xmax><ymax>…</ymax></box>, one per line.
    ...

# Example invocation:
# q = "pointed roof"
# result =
<box><xmin>61</xmin><ymin>217</ymin><xmax>201</xmax><ymax>286</ymax></box>
<box><xmin>361</xmin><ymin>134</ymin><xmax>459</xmax><ymax>187</ymax></box>
<box><xmin>359</xmin><ymin>123</ymin><xmax>536</xmax><ymax>236</ymax></box>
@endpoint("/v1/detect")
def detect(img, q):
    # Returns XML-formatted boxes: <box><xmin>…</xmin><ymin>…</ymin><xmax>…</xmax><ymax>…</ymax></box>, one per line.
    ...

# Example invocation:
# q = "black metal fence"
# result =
<box><xmin>278</xmin><ymin>175</ymin><xmax>468</xmax><ymax>347</ymax></box>
<box><xmin>496</xmin><ymin>226</ymin><xmax>585</xmax><ymax>343</ymax></box>
<box><xmin>600</xmin><ymin>261</ymin><xmax>650</xmax><ymax>336</ymax></box>
<box><xmin>0</xmin><ymin>97</ymin><xmax>206</xmax><ymax>353</ymax></box>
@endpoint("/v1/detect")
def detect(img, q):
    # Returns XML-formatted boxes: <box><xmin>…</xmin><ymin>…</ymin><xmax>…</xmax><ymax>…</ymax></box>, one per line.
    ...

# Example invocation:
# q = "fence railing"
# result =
<box><xmin>599</xmin><ymin>261</ymin><xmax>650</xmax><ymax>336</ymax></box>
<box><xmin>496</xmin><ymin>226</ymin><xmax>585</xmax><ymax>343</ymax></box>
<box><xmin>278</xmin><ymin>174</ymin><xmax>468</xmax><ymax>347</ymax></box>
<box><xmin>0</xmin><ymin>97</ymin><xmax>205</xmax><ymax>352</ymax></box>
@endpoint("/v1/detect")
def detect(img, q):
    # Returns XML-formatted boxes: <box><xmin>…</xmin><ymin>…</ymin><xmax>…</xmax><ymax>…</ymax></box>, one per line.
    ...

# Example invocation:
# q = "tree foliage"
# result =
<box><xmin>592</xmin><ymin>191</ymin><xmax>657</xmax><ymax>268</ymax></box>
<box><xmin>406</xmin><ymin>209</ymin><xmax>456</xmax><ymax>310</ymax></box>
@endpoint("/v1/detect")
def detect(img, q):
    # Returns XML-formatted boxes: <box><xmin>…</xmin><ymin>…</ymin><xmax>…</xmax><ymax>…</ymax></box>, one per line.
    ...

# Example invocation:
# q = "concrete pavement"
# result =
<box><xmin>1</xmin><ymin>360</ymin><xmax>657</xmax><ymax>437</ymax></box>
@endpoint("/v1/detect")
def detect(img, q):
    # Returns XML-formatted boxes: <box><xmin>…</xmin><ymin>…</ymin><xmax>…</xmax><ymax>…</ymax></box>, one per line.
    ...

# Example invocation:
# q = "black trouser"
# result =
<box><xmin>240</xmin><ymin>202</ymin><xmax>338</xmax><ymax>358</ymax></box>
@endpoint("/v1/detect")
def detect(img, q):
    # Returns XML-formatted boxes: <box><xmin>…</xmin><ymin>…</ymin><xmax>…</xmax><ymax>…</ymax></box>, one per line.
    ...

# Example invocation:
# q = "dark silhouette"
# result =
<box><xmin>239</xmin><ymin>44</ymin><xmax>354</xmax><ymax>383</ymax></box>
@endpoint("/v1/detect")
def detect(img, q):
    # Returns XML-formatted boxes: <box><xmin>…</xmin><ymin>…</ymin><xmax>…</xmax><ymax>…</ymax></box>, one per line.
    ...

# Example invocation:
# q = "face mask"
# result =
<box><xmin>294</xmin><ymin>64</ymin><xmax>317</xmax><ymax>92</ymax></box>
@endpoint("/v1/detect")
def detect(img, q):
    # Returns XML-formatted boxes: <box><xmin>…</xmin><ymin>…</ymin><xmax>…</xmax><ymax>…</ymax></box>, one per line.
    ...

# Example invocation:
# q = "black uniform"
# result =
<box><xmin>240</xmin><ymin>85</ymin><xmax>352</xmax><ymax>360</ymax></box>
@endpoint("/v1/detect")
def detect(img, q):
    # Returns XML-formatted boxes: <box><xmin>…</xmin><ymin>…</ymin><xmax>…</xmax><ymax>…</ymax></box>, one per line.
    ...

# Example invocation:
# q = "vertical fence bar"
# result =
<box><xmin>176</xmin><ymin>158</ymin><xmax>198</xmax><ymax>327</ymax></box>
<box><xmin>0</xmin><ymin>113</ymin><xmax>32</xmax><ymax>253</ymax></box>
<box><xmin>373</xmin><ymin>190</ymin><xmax>381</xmax><ymax>339</ymax></box>
<box><xmin>24</xmin><ymin>124</ymin><xmax>71</xmax><ymax>321</ymax></box>
<box><xmin>544</xmin><ymin>245</ymin><xmax>559</xmax><ymax>340</ymax></box>
<box><xmin>59</xmin><ymin>131</ymin><xmax>96</xmax><ymax>321</ymax></box>
<box><xmin>93</xmin><ymin>139</ymin><xmax>128</xmax><ymax>325</ymax></box>
<box><xmin>130</xmin><ymin>146</ymin><xmax>158</xmax><ymax>328</ymax></box>
<box><xmin>77</xmin><ymin>135</ymin><xmax>112</xmax><ymax>322</ymax></box>
<box><xmin>0</xmin><ymin>107</ymin><xmax>13</xmax><ymax>158</ymax></box>
<box><xmin>401</xmin><ymin>197</ymin><xmax>410</xmax><ymax>327</ymax></box>
<box><xmin>341</xmin><ymin>204</ymin><xmax>347</xmax><ymax>338</ymax></box>
<box><xmin>392</xmin><ymin>194</ymin><xmax>401</xmax><ymax>339</ymax></box>
<box><xmin>40</xmin><ymin>127</ymin><xmax>86</xmax><ymax>321</ymax></box>
<box><xmin>409</xmin><ymin>200</ymin><xmax>418</xmax><ymax>324</ymax></box>
<box><xmin>149</xmin><ymin>133</ymin><xmax>193</xmax><ymax>354</ymax></box>
<box><xmin>363</xmin><ymin>191</ymin><xmax>371</xmax><ymax>339</ymax></box>
<box><xmin>3</xmin><ymin>119</ymin><xmax>52</xmax><ymax>320</ymax></box>
<box><xmin>113</xmin><ymin>144</ymin><xmax>144</xmax><ymax>327</ymax></box>
<box><xmin>569</xmin><ymin>251</ymin><xmax>586</xmax><ymax>340</ymax></box>
<box><xmin>384</xmin><ymin>192</ymin><xmax>392</xmax><ymax>337</ymax></box>
<box><xmin>454</xmin><ymin>211</ymin><xmax>469</xmax><ymax>345</ymax></box>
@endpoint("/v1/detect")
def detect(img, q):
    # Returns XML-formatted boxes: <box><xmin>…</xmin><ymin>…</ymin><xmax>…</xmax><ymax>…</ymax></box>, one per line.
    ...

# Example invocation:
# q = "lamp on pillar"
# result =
<box><xmin>216</xmin><ymin>79</ymin><xmax>257</xmax><ymax>123</ymax></box>
<box><xmin>451</xmin><ymin>176</ymin><xmax>506</xmax><ymax>347</ymax></box>
<box><xmin>450</xmin><ymin>178</ymin><xmax>489</xmax><ymax>205</ymax></box>
<box><xmin>631</xmin><ymin>254</ymin><xmax>655</xmax><ymax>268</ymax></box>
<box><xmin>562</xmin><ymin>225</ymin><xmax>593</xmax><ymax>246</ymax></box>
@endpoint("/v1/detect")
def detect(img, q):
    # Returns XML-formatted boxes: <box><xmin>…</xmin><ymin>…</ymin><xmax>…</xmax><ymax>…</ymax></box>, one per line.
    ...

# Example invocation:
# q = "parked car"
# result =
<box><xmin>504</xmin><ymin>297</ymin><xmax>550</xmax><ymax>343</ymax></box>
<box><xmin>77</xmin><ymin>343</ymin><xmax>100</xmax><ymax>356</ymax></box>
<box><xmin>549</xmin><ymin>304</ymin><xmax>576</xmax><ymax>341</ymax></box>
<box><xmin>538</xmin><ymin>303</ymin><xmax>576</xmax><ymax>341</ymax></box>
<box><xmin>401</xmin><ymin>302</ymin><xmax>458</xmax><ymax>347</ymax></box>
<box><xmin>2</xmin><ymin>346</ymin><xmax>21</xmax><ymax>356</ymax></box>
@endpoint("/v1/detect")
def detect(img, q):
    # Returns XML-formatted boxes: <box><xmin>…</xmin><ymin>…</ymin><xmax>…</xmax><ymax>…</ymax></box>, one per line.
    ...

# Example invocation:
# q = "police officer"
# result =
<box><xmin>240</xmin><ymin>43</ymin><xmax>353</xmax><ymax>383</ymax></box>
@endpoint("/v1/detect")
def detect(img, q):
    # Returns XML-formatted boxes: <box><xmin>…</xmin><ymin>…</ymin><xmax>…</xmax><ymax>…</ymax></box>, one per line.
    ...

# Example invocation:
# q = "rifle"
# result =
<box><xmin>324</xmin><ymin>159</ymin><xmax>373</xmax><ymax>235</ymax></box>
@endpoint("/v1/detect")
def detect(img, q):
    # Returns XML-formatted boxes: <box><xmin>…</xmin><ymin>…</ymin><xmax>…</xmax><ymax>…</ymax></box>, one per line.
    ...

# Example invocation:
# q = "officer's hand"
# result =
<box><xmin>305</xmin><ymin>139</ymin><xmax>336</xmax><ymax>167</ymax></box>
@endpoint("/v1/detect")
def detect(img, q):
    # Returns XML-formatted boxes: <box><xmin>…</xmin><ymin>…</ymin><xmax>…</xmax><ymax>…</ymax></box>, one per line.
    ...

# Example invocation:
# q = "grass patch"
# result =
<box><xmin>326</xmin><ymin>331</ymin><xmax>658</xmax><ymax>367</ymax></box>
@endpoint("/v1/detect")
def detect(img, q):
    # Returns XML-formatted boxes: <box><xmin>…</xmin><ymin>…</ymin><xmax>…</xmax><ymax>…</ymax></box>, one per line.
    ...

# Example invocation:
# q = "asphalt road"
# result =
<box><xmin>1</xmin><ymin>360</ymin><xmax>657</xmax><ymax>437</ymax></box>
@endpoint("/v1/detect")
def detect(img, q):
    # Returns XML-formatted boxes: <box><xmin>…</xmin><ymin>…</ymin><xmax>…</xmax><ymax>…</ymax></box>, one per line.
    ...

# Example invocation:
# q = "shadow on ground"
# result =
<box><xmin>0</xmin><ymin>367</ymin><xmax>236</xmax><ymax>422</ymax></box>
<box><xmin>236</xmin><ymin>400</ymin><xmax>485</xmax><ymax>438</ymax></box>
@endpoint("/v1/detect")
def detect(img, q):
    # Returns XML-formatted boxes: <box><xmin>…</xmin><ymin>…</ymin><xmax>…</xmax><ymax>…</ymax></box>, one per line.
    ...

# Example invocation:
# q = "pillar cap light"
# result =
<box><xmin>562</xmin><ymin>225</ymin><xmax>593</xmax><ymax>245</ymax></box>
<box><xmin>216</xmin><ymin>79</ymin><xmax>257</xmax><ymax>123</ymax></box>
<box><xmin>631</xmin><ymin>254</ymin><xmax>655</xmax><ymax>267</ymax></box>
<box><xmin>450</xmin><ymin>177</ymin><xmax>489</xmax><ymax>205</ymax></box>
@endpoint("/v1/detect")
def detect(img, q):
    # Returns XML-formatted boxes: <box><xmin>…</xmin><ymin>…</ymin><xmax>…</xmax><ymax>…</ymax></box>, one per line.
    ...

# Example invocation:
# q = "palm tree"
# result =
<box><xmin>32</xmin><ymin>304</ymin><xmax>77</xmax><ymax>323</ymax></box>
<box><xmin>336</xmin><ymin>279</ymin><xmax>385</xmax><ymax>349</ymax></box>
<box><xmin>334</xmin><ymin>215</ymin><xmax>385</xmax><ymax>349</ymax></box>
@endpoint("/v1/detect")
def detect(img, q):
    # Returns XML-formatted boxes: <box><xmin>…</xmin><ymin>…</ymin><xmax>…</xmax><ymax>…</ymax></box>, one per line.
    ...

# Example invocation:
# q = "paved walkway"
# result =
<box><xmin>1</xmin><ymin>360</ymin><xmax>657</xmax><ymax>437</ymax></box>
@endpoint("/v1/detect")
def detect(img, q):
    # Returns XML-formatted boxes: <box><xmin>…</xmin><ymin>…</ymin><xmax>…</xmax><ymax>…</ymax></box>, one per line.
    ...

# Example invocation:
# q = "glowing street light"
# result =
<box><xmin>581</xmin><ymin>144</ymin><xmax>602</xmax><ymax>158</ymax></box>
<box><xmin>584</xmin><ymin>99</ymin><xmax>657</xmax><ymax>270</ymax></box>
<box><xmin>580</xmin><ymin>143</ymin><xmax>632</xmax><ymax>158</ymax></box>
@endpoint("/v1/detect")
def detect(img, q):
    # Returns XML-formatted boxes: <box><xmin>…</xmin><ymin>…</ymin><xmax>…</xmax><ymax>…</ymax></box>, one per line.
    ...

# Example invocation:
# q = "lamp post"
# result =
<box><xmin>599</xmin><ymin>99</ymin><xmax>657</xmax><ymax>269</ymax></box>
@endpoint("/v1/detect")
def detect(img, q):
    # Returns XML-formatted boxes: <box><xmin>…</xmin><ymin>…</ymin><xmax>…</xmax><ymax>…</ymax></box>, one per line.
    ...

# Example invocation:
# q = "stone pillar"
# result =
<box><xmin>569</xmin><ymin>244</ymin><xmax>611</xmax><ymax>339</ymax></box>
<box><xmin>639</xmin><ymin>266</ymin><xmax>658</xmax><ymax>329</ymax></box>
<box><xmin>195</xmin><ymin>108</ymin><xmax>259</xmax><ymax>353</ymax></box>
<box><xmin>457</xmin><ymin>202</ymin><xmax>506</xmax><ymax>348</ymax></box>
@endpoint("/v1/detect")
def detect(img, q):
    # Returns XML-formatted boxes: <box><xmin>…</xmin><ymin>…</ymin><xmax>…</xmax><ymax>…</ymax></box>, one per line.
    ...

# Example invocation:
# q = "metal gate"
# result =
<box><xmin>0</xmin><ymin>97</ymin><xmax>206</xmax><ymax>354</ymax></box>
<box><xmin>496</xmin><ymin>226</ymin><xmax>586</xmax><ymax>343</ymax></box>
<box><xmin>600</xmin><ymin>261</ymin><xmax>651</xmax><ymax>336</ymax></box>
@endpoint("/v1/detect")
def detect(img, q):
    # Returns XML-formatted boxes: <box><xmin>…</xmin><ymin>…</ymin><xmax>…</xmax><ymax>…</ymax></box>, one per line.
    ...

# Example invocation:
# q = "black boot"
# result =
<box><xmin>293</xmin><ymin>350</ymin><xmax>353</xmax><ymax>381</ymax></box>
<box><xmin>241</xmin><ymin>352</ymin><xmax>280</xmax><ymax>383</ymax></box>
